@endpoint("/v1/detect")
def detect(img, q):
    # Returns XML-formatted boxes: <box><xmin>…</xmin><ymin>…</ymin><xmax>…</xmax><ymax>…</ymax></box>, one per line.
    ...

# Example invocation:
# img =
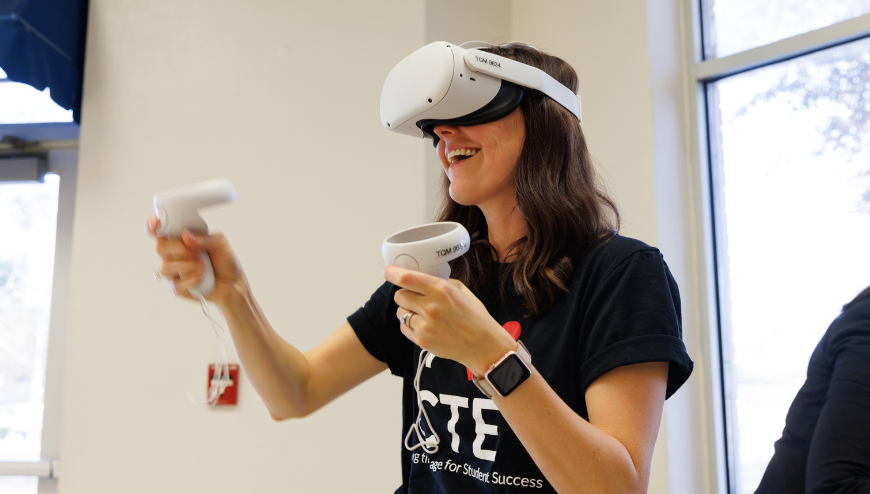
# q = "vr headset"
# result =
<box><xmin>380</xmin><ymin>41</ymin><xmax>582</xmax><ymax>146</ymax></box>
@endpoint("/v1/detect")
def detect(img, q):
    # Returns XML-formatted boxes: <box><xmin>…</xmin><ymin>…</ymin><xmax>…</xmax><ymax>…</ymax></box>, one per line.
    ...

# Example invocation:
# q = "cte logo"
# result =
<box><xmin>418</xmin><ymin>390</ymin><xmax>500</xmax><ymax>462</ymax></box>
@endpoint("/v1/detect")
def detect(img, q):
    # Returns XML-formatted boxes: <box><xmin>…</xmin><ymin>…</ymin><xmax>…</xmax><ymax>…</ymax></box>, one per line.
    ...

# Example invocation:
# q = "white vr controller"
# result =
<box><xmin>154</xmin><ymin>178</ymin><xmax>237</xmax><ymax>297</ymax></box>
<box><xmin>382</xmin><ymin>222</ymin><xmax>470</xmax><ymax>279</ymax></box>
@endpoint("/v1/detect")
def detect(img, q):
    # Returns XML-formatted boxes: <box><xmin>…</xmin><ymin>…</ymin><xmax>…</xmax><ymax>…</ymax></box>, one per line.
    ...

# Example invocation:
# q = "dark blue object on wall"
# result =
<box><xmin>0</xmin><ymin>0</ymin><xmax>89</xmax><ymax>123</ymax></box>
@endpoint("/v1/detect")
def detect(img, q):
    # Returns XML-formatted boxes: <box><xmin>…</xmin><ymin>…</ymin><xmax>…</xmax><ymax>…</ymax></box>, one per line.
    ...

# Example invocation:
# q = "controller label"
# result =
<box><xmin>436</xmin><ymin>242</ymin><xmax>465</xmax><ymax>258</ymax></box>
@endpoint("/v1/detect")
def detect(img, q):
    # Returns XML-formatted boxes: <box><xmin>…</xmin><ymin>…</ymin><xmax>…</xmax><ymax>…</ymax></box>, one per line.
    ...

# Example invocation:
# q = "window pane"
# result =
<box><xmin>0</xmin><ymin>174</ymin><xmax>59</xmax><ymax>494</ymax></box>
<box><xmin>709</xmin><ymin>38</ymin><xmax>870</xmax><ymax>492</ymax></box>
<box><xmin>0</xmin><ymin>477</ymin><xmax>37</xmax><ymax>494</ymax></box>
<box><xmin>0</xmin><ymin>66</ymin><xmax>73</xmax><ymax>124</ymax></box>
<box><xmin>703</xmin><ymin>0</ymin><xmax>870</xmax><ymax>58</ymax></box>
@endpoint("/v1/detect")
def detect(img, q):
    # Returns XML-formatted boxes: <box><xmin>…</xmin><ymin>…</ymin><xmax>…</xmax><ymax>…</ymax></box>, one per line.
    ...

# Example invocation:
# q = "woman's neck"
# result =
<box><xmin>480</xmin><ymin>200</ymin><xmax>527</xmax><ymax>263</ymax></box>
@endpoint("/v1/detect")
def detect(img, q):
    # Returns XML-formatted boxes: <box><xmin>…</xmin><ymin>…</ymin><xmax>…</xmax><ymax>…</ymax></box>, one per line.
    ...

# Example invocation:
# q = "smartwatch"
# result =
<box><xmin>473</xmin><ymin>341</ymin><xmax>532</xmax><ymax>398</ymax></box>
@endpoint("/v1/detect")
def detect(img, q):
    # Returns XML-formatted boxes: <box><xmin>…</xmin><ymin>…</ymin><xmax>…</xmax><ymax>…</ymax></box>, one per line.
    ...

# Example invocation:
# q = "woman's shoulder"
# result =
<box><xmin>574</xmin><ymin>234</ymin><xmax>663</xmax><ymax>274</ymax></box>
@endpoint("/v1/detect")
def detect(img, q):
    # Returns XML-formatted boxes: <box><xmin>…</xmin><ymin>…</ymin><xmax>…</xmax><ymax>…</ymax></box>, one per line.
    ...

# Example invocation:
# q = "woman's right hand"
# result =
<box><xmin>146</xmin><ymin>215</ymin><xmax>246</xmax><ymax>306</ymax></box>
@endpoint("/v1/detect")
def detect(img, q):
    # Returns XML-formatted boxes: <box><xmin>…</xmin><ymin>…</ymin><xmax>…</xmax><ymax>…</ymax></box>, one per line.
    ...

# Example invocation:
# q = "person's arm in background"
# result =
<box><xmin>147</xmin><ymin>217</ymin><xmax>387</xmax><ymax>419</ymax></box>
<box><xmin>806</xmin><ymin>333</ymin><xmax>870</xmax><ymax>493</ymax></box>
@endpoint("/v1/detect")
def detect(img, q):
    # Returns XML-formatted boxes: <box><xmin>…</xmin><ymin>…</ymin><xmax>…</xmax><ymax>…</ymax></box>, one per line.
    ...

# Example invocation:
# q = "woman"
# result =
<box><xmin>756</xmin><ymin>286</ymin><xmax>870</xmax><ymax>493</ymax></box>
<box><xmin>148</xmin><ymin>44</ymin><xmax>693</xmax><ymax>493</ymax></box>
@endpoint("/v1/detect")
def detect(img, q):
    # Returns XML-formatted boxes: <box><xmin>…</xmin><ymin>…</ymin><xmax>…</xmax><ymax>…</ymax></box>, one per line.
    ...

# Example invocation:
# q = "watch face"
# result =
<box><xmin>489</xmin><ymin>353</ymin><xmax>531</xmax><ymax>396</ymax></box>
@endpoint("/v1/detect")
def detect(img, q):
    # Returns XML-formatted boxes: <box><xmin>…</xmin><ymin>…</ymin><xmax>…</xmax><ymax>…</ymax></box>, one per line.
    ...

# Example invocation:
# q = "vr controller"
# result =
<box><xmin>384</xmin><ymin>222</ymin><xmax>471</xmax><ymax>455</ymax></box>
<box><xmin>382</xmin><ymin>222</ymin><xmax>470</xmax><ymax>279</ymax></box>
<box><xmin>154</xmin><ymin>178</ymin><xmax>237</xmax><ymax>297</ymax></box>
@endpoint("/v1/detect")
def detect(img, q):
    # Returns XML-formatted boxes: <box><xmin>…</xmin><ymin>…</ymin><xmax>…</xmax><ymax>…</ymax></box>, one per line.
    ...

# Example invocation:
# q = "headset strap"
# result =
<box><xmin>463</xmin><ymin>48</ymin><xmax>582</xmax><ymax>122</ymax></box>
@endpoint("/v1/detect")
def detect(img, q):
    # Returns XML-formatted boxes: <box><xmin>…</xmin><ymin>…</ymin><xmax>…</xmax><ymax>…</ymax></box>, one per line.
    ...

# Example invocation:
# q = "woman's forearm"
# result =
<box><xmin>488</xmin><ymin>362</ymin><xmax>667</xmax><ymax>494</ymax></box>
<box><xmin>491</xmin><ymin>372</ymin><xmax>639</xmax><ymax>493</ymax></box>
<box><xmin>216</xmin><ymin>280</ymin><xmax>313</xmax><ymax>419</ymax></box>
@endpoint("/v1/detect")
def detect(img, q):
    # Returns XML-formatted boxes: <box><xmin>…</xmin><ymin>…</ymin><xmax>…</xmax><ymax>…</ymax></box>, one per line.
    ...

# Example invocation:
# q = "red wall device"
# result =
<box><xmin>208</xmin><ymin>363</ymin><xmax>239</xmax><ymax>406</ymax></box>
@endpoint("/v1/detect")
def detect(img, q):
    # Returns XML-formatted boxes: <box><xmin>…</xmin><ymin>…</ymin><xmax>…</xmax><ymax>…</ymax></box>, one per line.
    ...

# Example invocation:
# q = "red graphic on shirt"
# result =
<box><xmin>467</xmin><ymin>321</ymin><xmax>522</xmax><ymax>380</ymax></box>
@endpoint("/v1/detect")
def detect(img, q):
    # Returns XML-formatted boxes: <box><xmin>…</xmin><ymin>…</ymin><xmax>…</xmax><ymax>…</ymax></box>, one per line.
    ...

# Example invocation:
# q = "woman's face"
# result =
<box><xmin>433</xmin><ymin>108</ymin><xmax>525</xmax><ymax>209</ymax></box>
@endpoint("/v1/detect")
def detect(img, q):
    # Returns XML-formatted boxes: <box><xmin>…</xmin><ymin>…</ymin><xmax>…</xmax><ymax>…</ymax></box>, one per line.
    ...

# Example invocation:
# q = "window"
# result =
<box><xmin>696</xmin><ymin>1</ymin><xmax>870</xmax><ymax>492</ymax></box>
<box><xmin>704</xmin><ymin>0</ymin><xmax>870</xmax><ymax>58</ymax></box>
<box><xmin>0</xmin><ymin>68</ymin><xmax>73</xmax><ymax>125</ymax></box>
<box><xmin>0</xmin><ymin>175</ymin><xmax>60</xmax><ymax>493</ymax></box>
<box><xmin>0</xmin><ymin>63</ymin><xmax>79</xmax><ymax>492</ymax></box>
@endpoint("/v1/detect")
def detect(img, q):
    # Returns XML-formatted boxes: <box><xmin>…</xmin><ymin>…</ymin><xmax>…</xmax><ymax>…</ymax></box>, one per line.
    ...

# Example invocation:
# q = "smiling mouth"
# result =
<box><xmin>447</xmin><ymin>149</ymin><xmax>479</xmax><ymax>165</ymax></box>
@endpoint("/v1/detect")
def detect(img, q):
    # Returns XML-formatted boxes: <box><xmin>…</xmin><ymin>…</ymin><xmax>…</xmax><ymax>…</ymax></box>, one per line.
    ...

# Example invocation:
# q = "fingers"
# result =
<box><xmin>168</xmin><ymin>271</ymin><xmax>205</xmax><ymax>299</ymax></box>
<box><xmin>160</xmin><ymin>260</ymin><xmax>204</xmax><ymax>282</ymax></box>
<box><xmin>183</xmin><ymin>230</ymin><xmax>230</xmax><ymax>258</ymax></box>
<box><xmin>145</xmin><ymin>215</ymin><xmax>160</xmax><ymax>237</ymax></box>
<box><xmin>396</xmin><ymin>306</ymin><xmax>421</xmax><ymax>345</ymax></box>
<box><xmin>182</xmin><ymin>230</ymin><xmax>202</xmax><ymax>249</ymax></box>
<box><xmin>394</xmin><ymin>288</ymin><xmax>425</xmax><ymax>315</ymax></box>
<box><xmin>398</xmin><ymin>316</ymin><xmax>416</xmax><ymax>344</ymax></box>
<box><xmin>397</xmin><ymin>307</ymin><xmax>411</xmax><ymax>326</ymax></box>
<box><xmin>155</xmin><ymin>237</ymin><xmax>198</xmax><ymax>262</ymax></box>
<box><xmin>383</xmin><ymin>265</ymin><xmax>444</xmax><ymax>296</ymax></box>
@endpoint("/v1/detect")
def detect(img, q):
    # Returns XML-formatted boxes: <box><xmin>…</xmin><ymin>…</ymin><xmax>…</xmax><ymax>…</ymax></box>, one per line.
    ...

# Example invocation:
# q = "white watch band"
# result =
<box><xmin>473</xmin><ymin>340</ymin><xmax>532</xmax><ymax>398</ymax></box>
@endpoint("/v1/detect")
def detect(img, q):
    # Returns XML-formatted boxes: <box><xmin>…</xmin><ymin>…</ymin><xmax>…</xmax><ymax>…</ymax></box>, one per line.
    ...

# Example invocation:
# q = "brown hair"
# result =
<box><xmin>436</xmin><ymin>43</ymin><xmax>619</xmax><ymax>317</ymax></box>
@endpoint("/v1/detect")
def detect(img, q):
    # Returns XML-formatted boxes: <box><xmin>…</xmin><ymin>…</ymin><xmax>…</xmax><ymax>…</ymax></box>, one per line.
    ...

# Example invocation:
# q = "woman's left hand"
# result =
<box><xmin>384</xmin><ymin>265</ymin><xmax>518</xmax><ymax>376</ymax></box>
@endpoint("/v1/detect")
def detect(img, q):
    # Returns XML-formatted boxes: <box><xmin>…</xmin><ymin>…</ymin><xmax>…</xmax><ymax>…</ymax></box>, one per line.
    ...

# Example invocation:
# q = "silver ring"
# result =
<box><xmin>401</xmin><ymin>311</ymin><xmax>415</xmax><ymax>329</ymax></box>
<box><xmin>154</xmin><ymin>269</ymin><xmax>162</xmax><ymax>282</ymax></box>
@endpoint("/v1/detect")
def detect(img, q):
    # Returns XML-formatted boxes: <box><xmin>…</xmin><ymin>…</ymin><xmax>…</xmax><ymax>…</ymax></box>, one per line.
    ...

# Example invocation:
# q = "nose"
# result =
<box><xmin>432</xmin><ymin>123</ymin><xmax>460</xmax><ymax>141</ymax></box>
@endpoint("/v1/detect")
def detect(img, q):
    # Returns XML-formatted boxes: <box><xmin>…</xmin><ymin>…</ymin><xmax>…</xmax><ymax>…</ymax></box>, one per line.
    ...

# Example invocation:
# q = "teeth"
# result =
<box><xmin>446</xmin><ymin>149</ymin><xmax>478</xmax><ymax>164</ymax></box>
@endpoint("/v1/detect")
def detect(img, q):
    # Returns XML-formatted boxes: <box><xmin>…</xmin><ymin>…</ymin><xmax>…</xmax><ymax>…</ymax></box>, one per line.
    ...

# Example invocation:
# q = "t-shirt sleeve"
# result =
<box><xmin>347</xmin><ymin>281</ymin><xmax>409</xmax><ymax>377</ymax></box>
<box><xmin>577</xmin><ymin>249</ymin><xmax>694</xmax><ymax>398</ymax></box>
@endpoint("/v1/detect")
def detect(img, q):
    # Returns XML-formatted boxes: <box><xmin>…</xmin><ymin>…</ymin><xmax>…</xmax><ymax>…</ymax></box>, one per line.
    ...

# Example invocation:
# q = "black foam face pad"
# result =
<box><xmin>417</xmin><ymin>81</ymin><xmax>525</xmax><ymax>147</ymax></box>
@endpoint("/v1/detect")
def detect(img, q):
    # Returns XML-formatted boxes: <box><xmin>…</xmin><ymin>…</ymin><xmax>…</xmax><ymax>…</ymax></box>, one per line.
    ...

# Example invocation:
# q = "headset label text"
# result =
<box><xmin>474</xmin><ymin>56</ymin><xmax>501</xmax><ymax>68</ymax></box>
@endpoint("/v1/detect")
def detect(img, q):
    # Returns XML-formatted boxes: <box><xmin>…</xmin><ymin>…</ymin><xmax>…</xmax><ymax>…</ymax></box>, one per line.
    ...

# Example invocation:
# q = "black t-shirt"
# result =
<box><xmin>755</xmin><ymin>296</ymin><xmax>870</xmax><ymax>494</ymax></box>
<box><xmin>348</xmin><ymin>235</ymin><xmax>694</xmax><ymax>493</ymax></box>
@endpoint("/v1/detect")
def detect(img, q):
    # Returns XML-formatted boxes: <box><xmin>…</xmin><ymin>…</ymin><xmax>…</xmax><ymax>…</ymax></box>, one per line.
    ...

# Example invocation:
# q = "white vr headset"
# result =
<box><xmin>380</xmin><ymin>41</ymin><xmax>582</xmax><ymax>146</ymax></box>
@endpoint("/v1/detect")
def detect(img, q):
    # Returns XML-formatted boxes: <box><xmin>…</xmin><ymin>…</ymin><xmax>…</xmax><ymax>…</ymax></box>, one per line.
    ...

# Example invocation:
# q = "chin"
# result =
<box><xmin>447</xmin><ymin>184</ymin><xmax>477</xmax><ymax>206</ymax></box>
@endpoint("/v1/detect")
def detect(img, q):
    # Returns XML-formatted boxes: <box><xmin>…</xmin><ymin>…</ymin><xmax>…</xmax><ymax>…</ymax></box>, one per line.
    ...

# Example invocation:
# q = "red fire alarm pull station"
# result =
<box><xmin>208</xmin><ymin>363</ymin><xmax>240</xmax><ymax>406</ymax></box>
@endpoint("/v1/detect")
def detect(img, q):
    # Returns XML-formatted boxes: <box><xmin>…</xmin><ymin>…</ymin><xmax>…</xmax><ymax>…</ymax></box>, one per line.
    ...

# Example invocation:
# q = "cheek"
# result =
<box><xmin>435</xmin><ymin>143</ymin><xmax>451</xmax><ymax>175</ymax></box>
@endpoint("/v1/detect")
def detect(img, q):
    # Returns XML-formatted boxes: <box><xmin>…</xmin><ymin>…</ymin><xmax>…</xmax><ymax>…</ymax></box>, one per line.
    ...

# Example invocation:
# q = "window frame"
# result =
<box><xmin>0</xmin><ymin>122</ymin><xmax>78</xmax><ymax>492</ymax></box>
<box><xmin>680</xmin><ymin>3</ymin><xmax>870</xmax><ymax>492</ymax></box>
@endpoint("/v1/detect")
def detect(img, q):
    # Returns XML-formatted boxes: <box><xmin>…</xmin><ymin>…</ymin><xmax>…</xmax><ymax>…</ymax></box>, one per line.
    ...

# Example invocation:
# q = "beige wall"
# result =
<box><xmin>58</xmin><ymin>0</ymin><xmax>707</xmax><ymax>492</ymax></box>
<box><xmin>512</xmin><ymin>1</ymin><xmax>659</xmax><ymax>244</ymax></box>
<box><xmin>63</xmin><ymin>1</ymin><xmax>423</xmax><ymax>492</ymax></box>
<box><xmin>511</xmin><ymin>2</ymin><xmax>667</xmax><ymax>492</ymax></box>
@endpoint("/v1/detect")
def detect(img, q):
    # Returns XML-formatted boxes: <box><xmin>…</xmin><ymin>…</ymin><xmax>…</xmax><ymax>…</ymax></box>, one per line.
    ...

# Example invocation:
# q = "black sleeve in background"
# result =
<box><xmin>346</xmin><ymin>281</ymin><xmax>408</xmax><ymax>377</ymax></box>
<box><xmin>806</xmin><ymin>334</ymin><xmax>870</xmax><ymax>494</ymax></box>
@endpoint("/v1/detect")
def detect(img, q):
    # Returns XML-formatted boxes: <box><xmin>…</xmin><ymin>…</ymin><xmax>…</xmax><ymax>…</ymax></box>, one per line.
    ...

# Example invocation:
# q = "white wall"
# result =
<box><xmin>62</xmin><ymin>1</ymin><xmax>423</xmax><ymax>492</ymax></box>
<box><xmin>511</xmin><ymin>1</ymin><xmax>667</xmax><ymax>492</ymax></box>
<box><xmin>58</xmin><ymin>0</ymin><xmax>711</xmax><ymax>492</ymax></box>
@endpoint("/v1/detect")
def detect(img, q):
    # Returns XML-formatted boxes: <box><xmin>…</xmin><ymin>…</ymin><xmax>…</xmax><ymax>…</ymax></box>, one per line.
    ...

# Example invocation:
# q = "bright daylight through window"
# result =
<box><xmin>704</xmin><ymin>0</ymin><xmax>870</xmax><ymax>58</ymax></box>
<box><xmin>0</xmin><ymin>175</ymin><xmax>60</xmax><ymax>494</ymax></box>
<box><xmin>704</xmin><ymin>1</ymin><xmax>870</xmax><ymax>492</ymax></box>
<box><xmin>0</xmin><ymin>67</ymin><xmax>72</xmax><ymax>124</ymax></box>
